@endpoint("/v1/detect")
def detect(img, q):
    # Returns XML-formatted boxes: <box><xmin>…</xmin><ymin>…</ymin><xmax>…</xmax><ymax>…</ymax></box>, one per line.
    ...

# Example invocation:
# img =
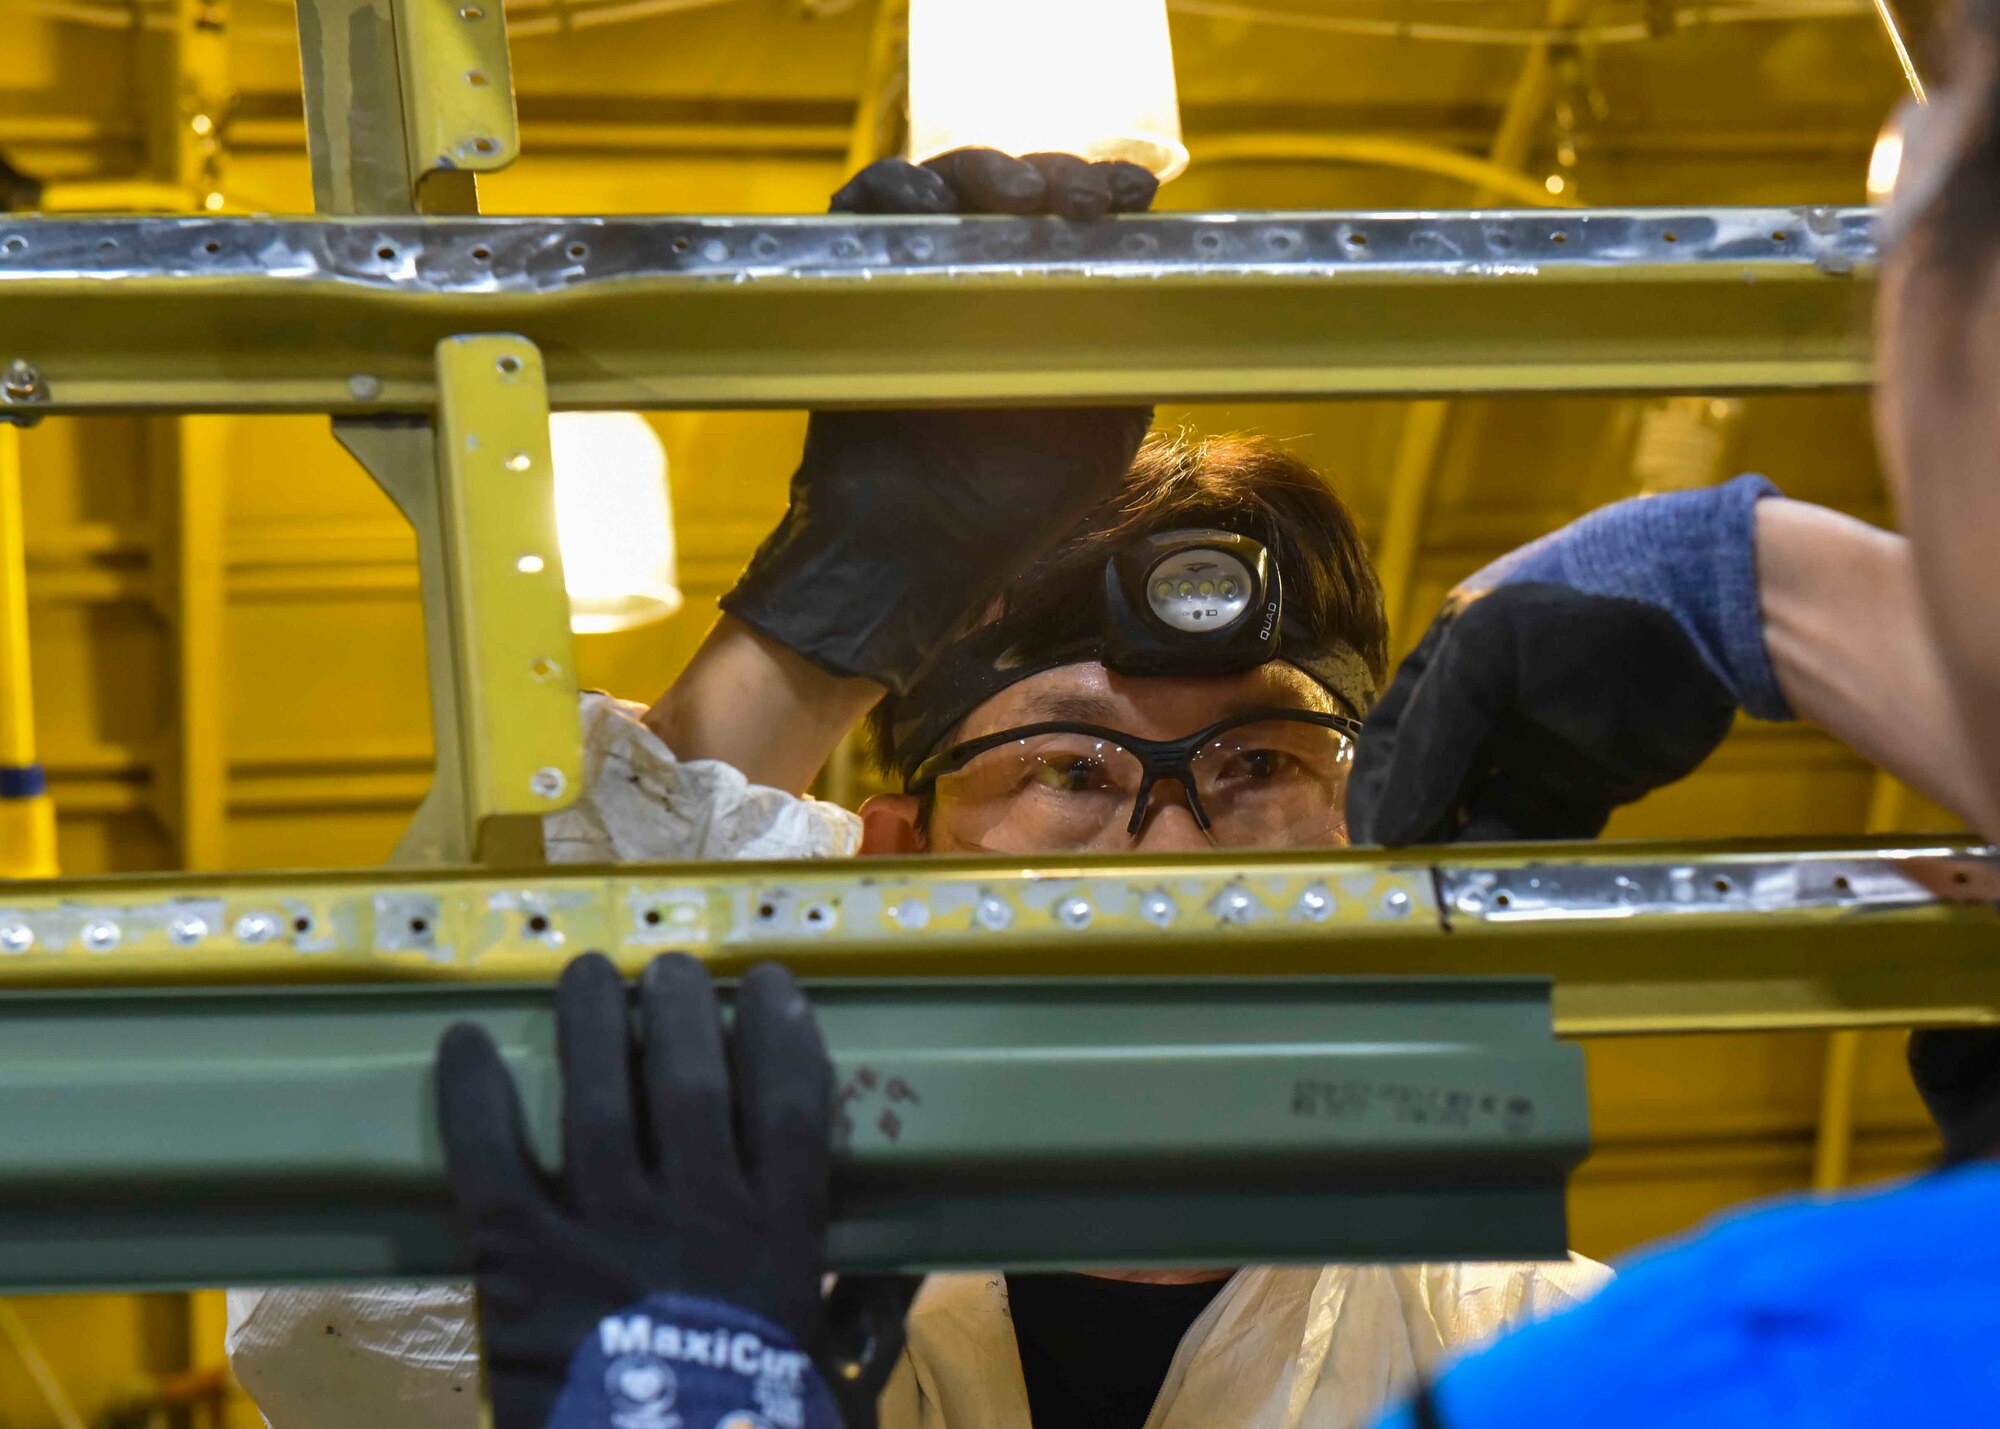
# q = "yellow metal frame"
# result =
<box><xmin>1</xmin><ymin>839</ymin><xmax>1996</xmax><ymax>1037</ymax></box>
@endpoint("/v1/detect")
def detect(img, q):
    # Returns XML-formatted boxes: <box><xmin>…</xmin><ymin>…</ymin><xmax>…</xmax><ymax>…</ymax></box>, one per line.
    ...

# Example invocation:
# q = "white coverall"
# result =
<box><xmin>228</xmin><ymin>694</ymin><xmax>1609</xmax><ymax>1429</ymax></box>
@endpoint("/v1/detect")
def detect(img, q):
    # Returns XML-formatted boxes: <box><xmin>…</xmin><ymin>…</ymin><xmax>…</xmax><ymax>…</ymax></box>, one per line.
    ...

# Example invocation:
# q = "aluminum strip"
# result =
<box><xmin>0</xmin><ymin>207</ymin><xmax>1875</xmax><ymax>413</ymax></box>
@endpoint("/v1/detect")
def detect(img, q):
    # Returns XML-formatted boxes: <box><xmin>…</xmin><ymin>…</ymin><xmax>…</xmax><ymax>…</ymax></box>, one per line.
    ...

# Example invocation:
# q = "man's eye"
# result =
<box><xmin>1231</xmin><ymin>749</ymin><xmax>1297</xmax><ymax>780</ymax></box>
<box><xmin>1032</xmin><ymin>756</ymin><xmax>1107</xmax><ymax>793</ymax></box>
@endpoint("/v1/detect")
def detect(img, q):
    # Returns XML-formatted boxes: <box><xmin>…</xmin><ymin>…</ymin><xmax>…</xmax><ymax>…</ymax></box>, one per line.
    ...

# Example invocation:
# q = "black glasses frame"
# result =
<box><xmin>906</xmin><ymin>706</ymin><xmax>1363</xmax><ymax>837</ymax></box>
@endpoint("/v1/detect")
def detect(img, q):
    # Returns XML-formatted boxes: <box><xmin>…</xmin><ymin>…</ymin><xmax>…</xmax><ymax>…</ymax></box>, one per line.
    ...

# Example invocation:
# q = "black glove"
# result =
<box><xmin>832</xmin><ymin>147</ymin><xmax>1158</xmax><ymax>220</ymax></box>
<box><xmin>437</xmin><ymin>953</ymin><xmax>913</xmax><ymax>1429</ymax></box>
<box><xmin>719</xmin><ymin>151</ymin><xmax>1155</xmax><ymax>696</ymax></box>
<box><xmin>1348</xmin><ymin>584</ymin><xmax>1738</xmax><ymax>845</ymax></box>
<box><xmin>1909</xmin><ymin>1027</ymin><xmax>2000</xmax><ymax>1165</ymax></box>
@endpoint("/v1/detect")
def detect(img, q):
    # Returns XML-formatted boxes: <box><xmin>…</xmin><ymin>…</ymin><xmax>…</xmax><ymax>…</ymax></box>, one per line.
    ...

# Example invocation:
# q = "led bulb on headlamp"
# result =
<box><xmin>1144</xmin><ymin>547</ymin><xmax>1256</xmax><ymax>633</ymax></box>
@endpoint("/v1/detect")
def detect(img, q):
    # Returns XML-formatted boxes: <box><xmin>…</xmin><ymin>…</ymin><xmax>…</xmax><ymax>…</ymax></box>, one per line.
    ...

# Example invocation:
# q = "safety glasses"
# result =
<box><xmin>907</xmin><ymin>707</ymin><xmax>1361</xmax><ymax>853</ymax></box>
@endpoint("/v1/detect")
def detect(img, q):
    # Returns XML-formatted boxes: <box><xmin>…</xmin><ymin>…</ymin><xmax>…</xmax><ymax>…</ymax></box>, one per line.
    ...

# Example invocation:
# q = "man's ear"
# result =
<box><xmin>858</xmin><ymin>793</ymin><xmax>926</xmax><ymax>855</ymax></box>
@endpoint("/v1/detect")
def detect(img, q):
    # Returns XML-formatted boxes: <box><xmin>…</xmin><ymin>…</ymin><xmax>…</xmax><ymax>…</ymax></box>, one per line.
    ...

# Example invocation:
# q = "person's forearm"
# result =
<box><xmin>1756</xmin><ymin>498</ymin><xmax>1999</xmax><ymax>832</ymax></box>
<box><xmin>643</xmin><ymin>614</ymin><xmax>884</xmax><ymax>796</ymax></box>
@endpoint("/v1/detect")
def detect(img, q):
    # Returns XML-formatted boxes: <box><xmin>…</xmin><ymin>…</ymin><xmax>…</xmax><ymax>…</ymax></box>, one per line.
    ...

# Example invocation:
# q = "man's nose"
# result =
<box><xmin>1132</xmin><ymin>781</ymin><xmax>1211</xmax><ymax>851</ymax></box>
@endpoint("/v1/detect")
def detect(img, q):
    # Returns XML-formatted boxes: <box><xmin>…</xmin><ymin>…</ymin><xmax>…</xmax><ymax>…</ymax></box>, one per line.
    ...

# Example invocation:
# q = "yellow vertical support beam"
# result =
<box><xmin>158</xmin><ymin>421</ymin><xmax>229</xmax><ymax>872</ymax></box>
<box><xmin>433</xmin><ymin>335</ymin><xmax>581</xmax><ymax>864</ymax></box>
<box><xmin>0</xmin><ymin>424</ymin><xmax>57</xmax><ymax>878</ymax></box>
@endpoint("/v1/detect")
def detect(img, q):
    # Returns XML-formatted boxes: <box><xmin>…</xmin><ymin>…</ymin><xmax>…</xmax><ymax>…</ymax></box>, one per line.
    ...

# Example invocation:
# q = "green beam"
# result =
<box><xmin>0</xmin><ymin>976</ymin><xmax>1583</xmax><ymax>1288</ymax></box>
<box><xmin>0</xmin><ymin>208</ymin><xmax>1872</xmax><ymax>416</ymax></box>
<box><xmin>1</xmin><ymin>838</ymin><xmax>1994</xmax><ymax>1036</ymax></box>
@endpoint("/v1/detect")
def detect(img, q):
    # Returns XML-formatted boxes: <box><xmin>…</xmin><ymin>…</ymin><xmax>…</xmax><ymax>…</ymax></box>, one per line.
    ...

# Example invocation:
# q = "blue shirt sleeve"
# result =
<box><xmin>548</xmin><ymin>1292</ymin><xmax>843</xmax><ymax>1429</ymax></box>
<box><xmin>1463</xmin><ymin>474</ymin><xmax>1792</xmax><ymax>722</ymax></box>
<box><xmin>1372</xmin><ymin>1166</ymin><xmax>2000</xmax><ymax>1429</ymax></box>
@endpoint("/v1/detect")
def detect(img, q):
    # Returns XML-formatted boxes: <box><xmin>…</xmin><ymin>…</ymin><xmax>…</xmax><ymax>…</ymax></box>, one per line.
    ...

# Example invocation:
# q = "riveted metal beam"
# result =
<box><xmin>0</xmin><ymin>975</ymin><xmax>1586</xmax><ymax>1287</ymax></box>
<box><xmin>0</xmin><ymin>209</ymin><xmax>1874</xmax><ymax>414</ymax></box>
<box><xmin>0</xmin><ymin>839</ymin><xmax>1993</xmax><ymax>1036</ymax></box>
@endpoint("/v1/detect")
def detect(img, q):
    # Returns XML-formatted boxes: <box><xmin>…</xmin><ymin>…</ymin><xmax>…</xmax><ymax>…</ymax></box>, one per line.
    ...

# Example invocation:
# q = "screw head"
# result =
<box><xmin>1296</xmin><ymin>885</ymin><xmax>1334</xmax><ymax>922</ymax></box>
<box><xmin>1139</xmin><ymin>891</ymin><xmax>1177</xmax><ymax>927</ymax></box>
<box><xmin>3</xmin><ymin>359</ymin><xmax>43</xmax><ymax>402</ymax></box>
<box><xmin>1056</xmin><ymin>896</ymin><xmax>1094</xmax><ymax>929</ymax></box>
<box><xmin>235</xmin><ymin>912</ymin><xmax>280</xmax><ymax>944</ymax></box>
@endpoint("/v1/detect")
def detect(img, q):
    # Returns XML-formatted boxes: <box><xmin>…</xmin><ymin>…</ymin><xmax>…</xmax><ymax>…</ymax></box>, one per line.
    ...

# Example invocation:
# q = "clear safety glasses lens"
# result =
<box><xmin>930</xmin><ymin>716</ymin><xmax>1353</xmax><ymax>854</ymax></box>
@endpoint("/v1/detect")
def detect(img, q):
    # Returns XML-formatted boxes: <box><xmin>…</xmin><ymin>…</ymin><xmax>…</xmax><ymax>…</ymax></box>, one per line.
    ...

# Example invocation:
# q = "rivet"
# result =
<box><xmin>1296</xmin><ymin>885</ymin><xmax>1334</xmax><ymax>921</ymax></box>
<box><xmin>974</xmin><ymin>895</ymin><xmax>1013</xmax><ymax>931</ymax></box>
<box><xmin>505</xmin><ymin>451</ymin><xmax>532</xmax><ymax>471</ymax></box>
<box><xmin>530</xmin><ymin>767</ymin><xmax>567</xmax><ymax>800</ymax></box>
<box><xmin>235</xmin><ymin>912</ymin><xmax>280</xmax><ymax>944</ymax></box>
<box><xmin>0</xmin><ymin>923</ymin><xmax>32</xmax><ymax>954</ymax></box>
<box><xmin>891</xmin><ymin>898</ymin><xmax>929</xmax><ymax>929</ymax></box>
<box><xmin>81</xmin><ymin>919</ymin><xmax>121</xmax><ymax>951</ymax></box>
<box><xmin>1139</xmin><ymin>891</ymin><xmax>1177</xmax><ymax>927</ymax></box>
<box><xmin>1213</xmin><ymin>887</ymin><xmax>1260</xmax><ymax>925</ymax></box>
<box><xmin>1056</xmin><ymin>896</ymin><xmax>1093</xmax><ymax>929</ymax></box>
<box><xmin>3</xmin><ymin>359</ymin><xmax>44</xmax><ymax>403</ymax></box>
<box><xmin>168</xmin><ymin>913</ymin><xmax>209</xmax><ymax>946</ymax></box>
<box><xmin>1381</xmin><ymin>888</ymin><xmax>1413</xmax><ymax>917</ymax></box>
<box><xmin>347</xmin><ymin>373</ymin><xmax>382</xmax><ymax>401</ymax></box>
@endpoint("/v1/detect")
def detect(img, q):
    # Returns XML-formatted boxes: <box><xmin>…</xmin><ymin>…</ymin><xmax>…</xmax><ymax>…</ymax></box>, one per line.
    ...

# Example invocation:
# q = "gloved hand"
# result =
<box><xmin>437</xmin><ymin>952</ymin><xmax>911</xmax><ymax>1429</ymax></box>
<box><xmin>1349</xmin><ymin>475</ymin><xmax>1790</xmax><ymax>845</ymax></box>
<box><xmin>832</xmin><ymin>147</ymin><xmax>1158</xmax><ymax>220</ymax></box>
<box><xmin>1908</xmin><ymin>1027</ymin><xmax>2000</xmax><ymax>1164</ymax></box>
<box><xmin>719</xmin><ymin>151</ymin><xmax>1155</xmax><ymax>696</ymax></box>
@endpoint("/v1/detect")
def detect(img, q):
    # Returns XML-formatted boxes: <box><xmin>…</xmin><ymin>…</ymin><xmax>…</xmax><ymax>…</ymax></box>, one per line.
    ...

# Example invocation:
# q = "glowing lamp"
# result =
<box><xmin>549</xmin><ymin>412</ymin><xmax>683</xmax><ymax>635</ymax></box>
<box><xmin>908</xmin><ymin>0</ymin><xmax>1189</xmax><ymax>182</ymax></box>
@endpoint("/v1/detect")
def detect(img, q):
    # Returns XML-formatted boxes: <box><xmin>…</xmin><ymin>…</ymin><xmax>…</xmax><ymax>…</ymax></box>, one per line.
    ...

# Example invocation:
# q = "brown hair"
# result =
<box><xmin>863</xmin><ymin>429</ymin><xmax>1388</xmax><ymax>783</ymax></box>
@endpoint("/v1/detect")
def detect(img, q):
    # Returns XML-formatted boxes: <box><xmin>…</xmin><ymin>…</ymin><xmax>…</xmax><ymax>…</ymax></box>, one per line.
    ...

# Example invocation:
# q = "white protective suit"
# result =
<box><xmin>228</xmin><ymin>693</ymin><xmax>1608</xmax><ymax>1429</ymax></box>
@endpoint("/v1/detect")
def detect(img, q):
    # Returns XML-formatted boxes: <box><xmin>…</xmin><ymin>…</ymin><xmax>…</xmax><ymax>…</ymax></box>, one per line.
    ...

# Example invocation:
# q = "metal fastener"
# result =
<box><xmin>0</xmin><ymin>923</ymin><xmax>31</xmax><ymax>954</ymax></box>
<box><xmin>1211</xmin><ymin>887</ymin><xmax>1262</xmax><ymax>925</ymax></box>
<box><xmin>890</xmin><ymin>898</ymin><xmax>929</xmax><ymax>929</ymax></box>
<box><xmin>3</xmin><ymin>359</ymin><xmax>45</xmax><ymax>403</ymax></box>
<box><xmin>1296</xmin><ymin>885</ymin><xmax>1334</xmax><ymax>922</ymax></box>
<box><xmin>1056</xmin><ymin>896</ymin><xmax>1093</xmax><ymax>929</ymax></box>
<box><xmin>1139</xmin><ymin>891</ymin><xmax>1177</xmax><ymax>927</ymax></box>
<box><xmin>235</xmin><ymin>912</ymin><xmax>280</xmax><ymax>944</ymax></box>
<box><xmin>168</xmin><ymin>913</ymin><xmax>209</xmax><ymax>946</ymax></box>
<box><xmin>1381</xmin><ymin>888</ymin><xmax>1413</xmax><ymax>917</ymax></box>
<box><xmin>81</xmin><ymin>919</ymin><xmax>121</xmax><ymax>951</ymax></box>
<box><xmin>974</xmin><ymin>895</ymin><xmax>1014</xmax><ymax>931</ymax></box>
<box><xmin>347</xmin><ymin>373</ymin><xmax>382</xmax><ymax>401</ymax></box>
<box><xmin>531</xmin><ymin>767</ymin><xmax>567</xmax><ymax>799</ymax></box>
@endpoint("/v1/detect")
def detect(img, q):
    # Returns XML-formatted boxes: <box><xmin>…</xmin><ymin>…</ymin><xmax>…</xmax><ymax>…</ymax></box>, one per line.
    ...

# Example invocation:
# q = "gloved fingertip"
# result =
<box><xmin>642</xmin><ymin>948</ymin><xmax>714</xmax><ymax>999</ymax></box>
<box><xmin>928</xmin><ymin>147</ymin><xmax>1046</xmax><ymax>214</ymax></box>
<box><xmin>1096</xmin><ymin>160</ymin><xmax>1160</xmax><ymax>213</ymax></box>
<box><xmin>559</xmin><ymin>949</ymin><xmax>620</xmax><ymax>992</ymax></box>
<box><xmin>829</xmin><ymin>158</ymin><xmax>955</xmax><ymax>215</ymax></box>
<box><xmin>1023</xmin><ymin>153</ymin><xmax>1112</xmax><ymax>221</ymax></box>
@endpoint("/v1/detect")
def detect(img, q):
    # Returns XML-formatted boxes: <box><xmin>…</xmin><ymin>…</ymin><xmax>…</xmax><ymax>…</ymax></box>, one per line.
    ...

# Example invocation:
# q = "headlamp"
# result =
<box><xmin>1102</xmin><ymin>529</ymin><xmax>1279</xmax><ymax>675</ymax></box>
<box><xmin>890</xmin><ymin>526</ymin><xmax>1374</xmax><ymax>780</ymax></box>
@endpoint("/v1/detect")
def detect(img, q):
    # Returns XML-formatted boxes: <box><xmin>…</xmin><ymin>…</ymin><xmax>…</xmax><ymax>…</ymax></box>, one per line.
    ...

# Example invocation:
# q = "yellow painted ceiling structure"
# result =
<box><xmin>0</xmin><ymin>0</ymin><xmax>1959</xmax><ymax>1423</ymax></box>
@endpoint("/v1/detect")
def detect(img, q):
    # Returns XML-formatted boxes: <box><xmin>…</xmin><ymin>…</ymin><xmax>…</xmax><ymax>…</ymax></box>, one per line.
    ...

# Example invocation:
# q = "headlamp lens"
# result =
<box><xmin>1143</xmin><ymin>548</ymin><xmax>1256</xmax><ymax>634</ymax></box>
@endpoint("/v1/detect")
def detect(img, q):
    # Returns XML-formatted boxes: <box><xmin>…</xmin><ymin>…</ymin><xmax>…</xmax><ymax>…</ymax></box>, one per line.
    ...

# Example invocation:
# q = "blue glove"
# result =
<box><xmin>1349</xmin><ymin>475</ymin><xmax>1790</xmax><ymax>845</ymax></box>
<box><xmin>1373</xmin><ymin>1164</ymin><xmax>2000</xmax><ymax>1429</ymax></box>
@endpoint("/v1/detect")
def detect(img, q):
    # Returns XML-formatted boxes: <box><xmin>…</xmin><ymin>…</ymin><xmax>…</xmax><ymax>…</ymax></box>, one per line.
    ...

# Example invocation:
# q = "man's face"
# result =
<box><xmin>857</xmin><ymin>660</ymin><xmax>1350</xmax><ymax>855</ymax></box>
